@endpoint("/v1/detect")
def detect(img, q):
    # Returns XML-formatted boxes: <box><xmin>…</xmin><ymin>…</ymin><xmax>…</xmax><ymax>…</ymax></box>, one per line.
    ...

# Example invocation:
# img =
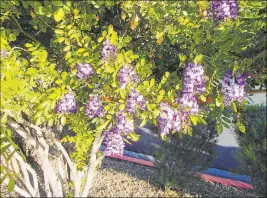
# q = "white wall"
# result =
<box><xmin>216</xmin><ymin>92</ymin><xmax>266</xmax><ymax>147</ymax></box>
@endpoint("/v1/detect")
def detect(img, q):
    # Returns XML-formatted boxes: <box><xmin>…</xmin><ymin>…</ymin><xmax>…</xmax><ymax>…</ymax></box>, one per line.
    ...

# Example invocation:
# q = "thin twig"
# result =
<box><xmin>9</xmin><ymin>14</ymin><xmax>40</xmax><ymax>44</ymax></box>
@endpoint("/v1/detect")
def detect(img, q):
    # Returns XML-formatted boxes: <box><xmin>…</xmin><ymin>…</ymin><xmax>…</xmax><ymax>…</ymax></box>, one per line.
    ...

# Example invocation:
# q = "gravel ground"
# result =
<box><xmin>88</xmin><ymin>158</ymin><xmax>186</xmax><ymax>197</ymax></box>
<box><xmin>89</xmin><ymin>157</ymin><xmax>260</xmax><ymax>198</ymax></box>
<box><xmin>1</xmin><ymin>157</ymin><xmax>260</xmax><ymax>198</ymax></box>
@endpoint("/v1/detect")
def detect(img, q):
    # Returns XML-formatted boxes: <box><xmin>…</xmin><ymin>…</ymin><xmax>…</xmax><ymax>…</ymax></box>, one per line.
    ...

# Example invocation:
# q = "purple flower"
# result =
<box><xmin>183</xmin><ymin>63</ymin><xmax>206</xmax><ymax>95</ymax></box>
<box><xmin>85</xmin><ymin>95</ymin><xmax>105</xmax><ymax>118</ymax></box>
<box><xmin>113</xmin><ymin>112</ymin><xmax>134</xmax><ymax>135</ymax></box>
<box><xmin>55</xmin><ymin>91</ymin><xmax>77</xmax><ymax>114</ymax></box>
<box><xmin>118</xmin><ymin>65</ymin><xmax>139</xmax><ymax>88</ymax></box>
<box><xmin>126</xmin><ymin>89</ymin><xmax>146</xmax><ymax>113</ymax></box>
<box><xmin>1</xmin><ymin>48</ymin><xmax>9</xmax><ymax>59</ymax></box>
<box><xmin>77</xmin><ymin>63</ymin><xmax>95</xmax><ymax>80</ymax></box>
<box><xmin>101</xmin><ymin>40</ymin><xmax>117</xmax><ymax>62</ymax></box>
<box><xmin>178</xmin><ymin>93</ymin><xmax>199</xmax><ymax>114</ymax></box>
<box><xmin>211</xmin><ymin>0</ymin><xmax>238</xmax><ymax>21</ymax></box>
<box><xmin>220</xmin><ymin>70</ymin><xmax>248</xmax><ymax>106</ymax></box>
<box><xmin>104</xmin><ymin>129</ymin><xmax>125</xmax><ymax>156</ymax></box>
<box><xmin>157</xmin><ymin>103</ymin><xmax>182</xmax><ymax>135</ymax></box>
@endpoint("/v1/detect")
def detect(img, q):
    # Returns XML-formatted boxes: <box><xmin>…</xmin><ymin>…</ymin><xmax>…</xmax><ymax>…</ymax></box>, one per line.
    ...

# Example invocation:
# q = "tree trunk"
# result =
<box><xmin>5</xmin><ymin>117</ymin><xmax>105</xmax><ymax>197</ymax></box>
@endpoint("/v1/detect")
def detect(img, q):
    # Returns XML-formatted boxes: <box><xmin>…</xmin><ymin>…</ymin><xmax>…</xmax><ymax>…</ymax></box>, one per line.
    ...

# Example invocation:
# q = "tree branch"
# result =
<box><xmin>54</xmin><ymin>141</ymin><xmax>76</xmax><ymax>180</ymax></box>
<box><xmin>247</xmin><ymin>89</ymin><xmax>266</xmax><ymax>94</ymax></box>
<box><xmin>7</xmin><ymin>120</ymin><xmax>43</xmax><ymax>150</ymax></box>
<box><xmin>9</xmin><ymin>14</ymin><xmax>40</xmax><ymax>44</ymax></box>
<box><xmin>80</xmin><ymin>132</ymin><xmax>105</xmax><ymax>197</ymax></box>
<box><xmin>12</xmin><ymin>148</ymin><xmax>40</xmax><ymax>197</ymax></box>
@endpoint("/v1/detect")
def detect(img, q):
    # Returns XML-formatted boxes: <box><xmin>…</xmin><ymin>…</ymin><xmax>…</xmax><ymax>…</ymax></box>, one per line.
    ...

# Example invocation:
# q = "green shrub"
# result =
<box><xmin>156</xmin><ymin>117</ymin><xmax>218</xmax><ymax>190</ymax></box>
<box><xmin>235</xmin><ymin>105</ymin><xmax>266</xmax><ymax>196</ymax></box>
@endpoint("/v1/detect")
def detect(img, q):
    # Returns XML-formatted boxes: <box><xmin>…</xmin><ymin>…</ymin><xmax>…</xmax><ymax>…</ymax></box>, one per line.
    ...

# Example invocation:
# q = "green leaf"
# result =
<box><xmin>189</xmin><ymin>115</ymin><xmax>198</xmax><ymax>126</ymax></box>
<box><xmin>111</xmin><ymin>32</ymin><xmax>118</xmax><ymax>45</ymax></box>
<box><xmin>35</xmin><ymin>117</ymin><xmax>42</xmax><ymax>125</ymax></box>
<box><xmin>150</xmin><ymin>78</ymin><xmax>155</xmax><ymax>87</ymax></box>
<box><xmin>106</xmin><ymin>115</ymin><xmax>112</xmax><ymax>119</ymax></box>
<box><xmin>200</xmin><ymin>95</ymin><xmax>206</xmax><ymax>102</ymax></box>
<box><xmin>58</xmin><ymin>37</ymin><xmax>65</xmax><ymax>43</ymax></box>
<box><xmin>238</xmin><ymin>123</ymin><xmax>246</xmax><ymax>133</ymax></box>
<box><xmin>97</xmin><ymin>120</ymin><xmax>111</xmax><ymax>130</ymax></box>
<box><xmin>153</xmin><ymin>109</ymin><xmax>160</xmax><ymax>117</ymax></box>
<box><xmin>8</xmin><ymin>177</ymin><xmax>15</xmax><ymax>192</ymax></box>
<box><xmin>188</xmin><ymin>128</ymin><xmax>193</xmax><ymax>136</ymax></box>
<box><xmin>119</xmin><ymin>104</ymin><xmax>125</xmax><ymax>111</ymax></box>
<box><xmin>83</xmin><ymin>52</ymin><xmax>89</xmax><ymax>57</ymax></box>
<box><xmin>48</xmin><ymin>118</ymin><xmax>54</xmax><ymax>126</ymax></box>
<box><xmin>216</xmin><ymin>122</ymin><xmax>223</xmax><ymax>134</ymax></box>
<box><xmin>231</xmin><ymin>102</ymin><xmax>237</xmax><ymax>113</ymax></box>
<box><xmin>222</xmin><ymin>117</ymin><xmax>231</xmax><ymax>123</ymax></box>
<box><xmin>179</xmin><ymin>54</ymin><xmax>187</xmax><ymax>62</ymax></box>
<box><xmin>55</xmin><ymin>29</ymin><xmax>64</xmax><ymax>34</ymax></box>
<box><xmin>25</xmin><ymin>43</ymin><xmax>33</xmax><ymax>48</ymax></box>
<box><xmin>233</xmin><ymin>65</ymin><xmax>239</xmax><ymax>74</ymax></box>
<box><xmin>77</xmin><ymin>48</ymin><xmax>86</xmax><ymax>53</ymax></box>
<box><xmin>61</xmin><ymin>116</ymin><xmax>66</xmax><ymax>125</ymax></box>
<box><xmin>194</xmin><ymin>54</ymin><xmax>203</xmax><ymax>64</ymax></box>
<box><xmin>222</xmin><ymin>122</ymin><xmax>230</xmax><ymax>129</ymax></box>
<box><xmin>54</xmin><ymin>8</ymin><xmax>65</xmax><ymax>22</ymax></box>
<box><xmin>8</xmin><ymin>34</ymin><xmax>16</xmax><ymax>42</ymax></box>
<box><xmin>141</xmin><ymin>59</ymin><xmax>145</xmax><ymax>66</ymax></box>
<box><xmin>52</xmin><ymin>1</ymin><xmax>63</xmax><ymax>6</ymax></box>
<box><xmin>38</xmin><ymin>50</ymin><xmax>48</xmax><ymax>62</ymax></box>
<box><xmin>198</xmin><ymin>117</ymin><xmax>207</xmax><ymax>124</ymax></box>
<box><xmin>26</xmin><ymin>68</ymin><xmax>37</xmax><ymax>75</ymax></box>
<box><xmin>104</xmin><ymin>105</ymin><xmax>110</xmax><ymax>111</ymax></box>
<box><xmin>161</xmin><ymin>134</ymin><xmax>167</xmax><ymax>141</ymax></box>
<box><xmin>127</xmin><ymin>132</ymin><xmax>140</xmax><ymax>142</ymax></box>
<box><xmin>92</xmin><ymin>118</ymin><xmax>98</xmax><ymax>123</ymax></box>
<box><xmin>140</xmin><ymin>119</ymin><xmax>146</xmax><ymax>127</ymax></box>
<box><xmin>159</xmin><ymin>90</ymin><xmax>165</xmax><ymax>96</ymax></box>
<box><xmin>216</xmin><ymin>98</ymin><xmax>221</xmax><ymax>107</ymax></box>
<box><xmin>37</xmin><ymin>6</ymin><xmax>46</xmax><ymax>15</ymax></box>
<box><xmin>38</xmin><ymin>101</ymin><xmax>50</xmax><ymax>110</ymax></box>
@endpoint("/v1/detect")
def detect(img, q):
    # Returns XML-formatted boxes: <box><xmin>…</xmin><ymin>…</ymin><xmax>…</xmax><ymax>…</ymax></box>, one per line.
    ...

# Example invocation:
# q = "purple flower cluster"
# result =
<box><xmin>84</xmin><ymin>95</ymin><xmax>105</xmax><ymax>118</ymax></box>
<box><xmin>114</xmin><ymin>112</ymin><xmax>134</xmax><ymax>135</ymax></box>
<box><xmin>183</xmin><ymin>63</ymin><xmax>206</xmax><ymax>94</ymax></box>
<box><xmin>55</xmin><ymin>91</ymin><xmax>77</xmax><ymax>114</ymax></box>
<box><xmin>77</xmin><ymin>63</ymin><xmax>95</xmax><ymax>80</ymax></box>
<box><xmin>157</xmin><ymin>103</ymin><xmax>182</xmax><ymax>135</ymax></box>
<box><xmin>104</xmin><ymin>129</ymin><xmax>125</xmax><ymax>156</ymax></box>
<box><xmin>101</xmin><ymin>40</ymin><xmax>117</xmax><ymax>62</ymax></box>
<box><xmin>221</xmin><ymin>71</ymin><xmax>248</xmax><ymax>106</ymax></box>
<box><xmin>177</xmin><ymin>63</ymin><xmax>206</xmax><ymax>114</ymax></box>
<box><xmin>104</xmin><ymin>112</ymin><xmax>134</xmax><ymax>156</ymax></box>
<box><xmin>126</xmin><ymin>89</ymin><xmax>146</xmax><ymax>113</ymax></box>
<box><xmin>118</xmin><ymin>65</ymin><xmax>139</xmax><ymax>88</ymax></box>
<box><xmin>211</xmin><ymin>0</ymin><xmax>238</xmax><ymax>20</ymax></box>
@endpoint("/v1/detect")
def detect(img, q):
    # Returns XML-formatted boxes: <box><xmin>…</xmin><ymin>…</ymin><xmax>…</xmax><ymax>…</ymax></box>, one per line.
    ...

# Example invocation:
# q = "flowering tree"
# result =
<box><xmin>0</xmin><ymin>0</ymin><xmax>266</xmax><ymax>197</ymax></box>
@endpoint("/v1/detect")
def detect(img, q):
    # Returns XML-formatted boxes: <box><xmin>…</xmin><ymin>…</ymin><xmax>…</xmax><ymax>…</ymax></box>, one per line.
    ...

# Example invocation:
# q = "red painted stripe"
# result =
<box><xmin>105</xmin><ymin>152</ymin><xmax>254</xmax><ymax>190</ymax></box>
<box><xmin>109</xmin><ymin>153</ymin><xmax>155</xmax><ymax>167</ymax></box>
<box><xmin>199</xmin><ymin>173</ymin><xmax>254</xmax><ymax>189</ymax></box>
